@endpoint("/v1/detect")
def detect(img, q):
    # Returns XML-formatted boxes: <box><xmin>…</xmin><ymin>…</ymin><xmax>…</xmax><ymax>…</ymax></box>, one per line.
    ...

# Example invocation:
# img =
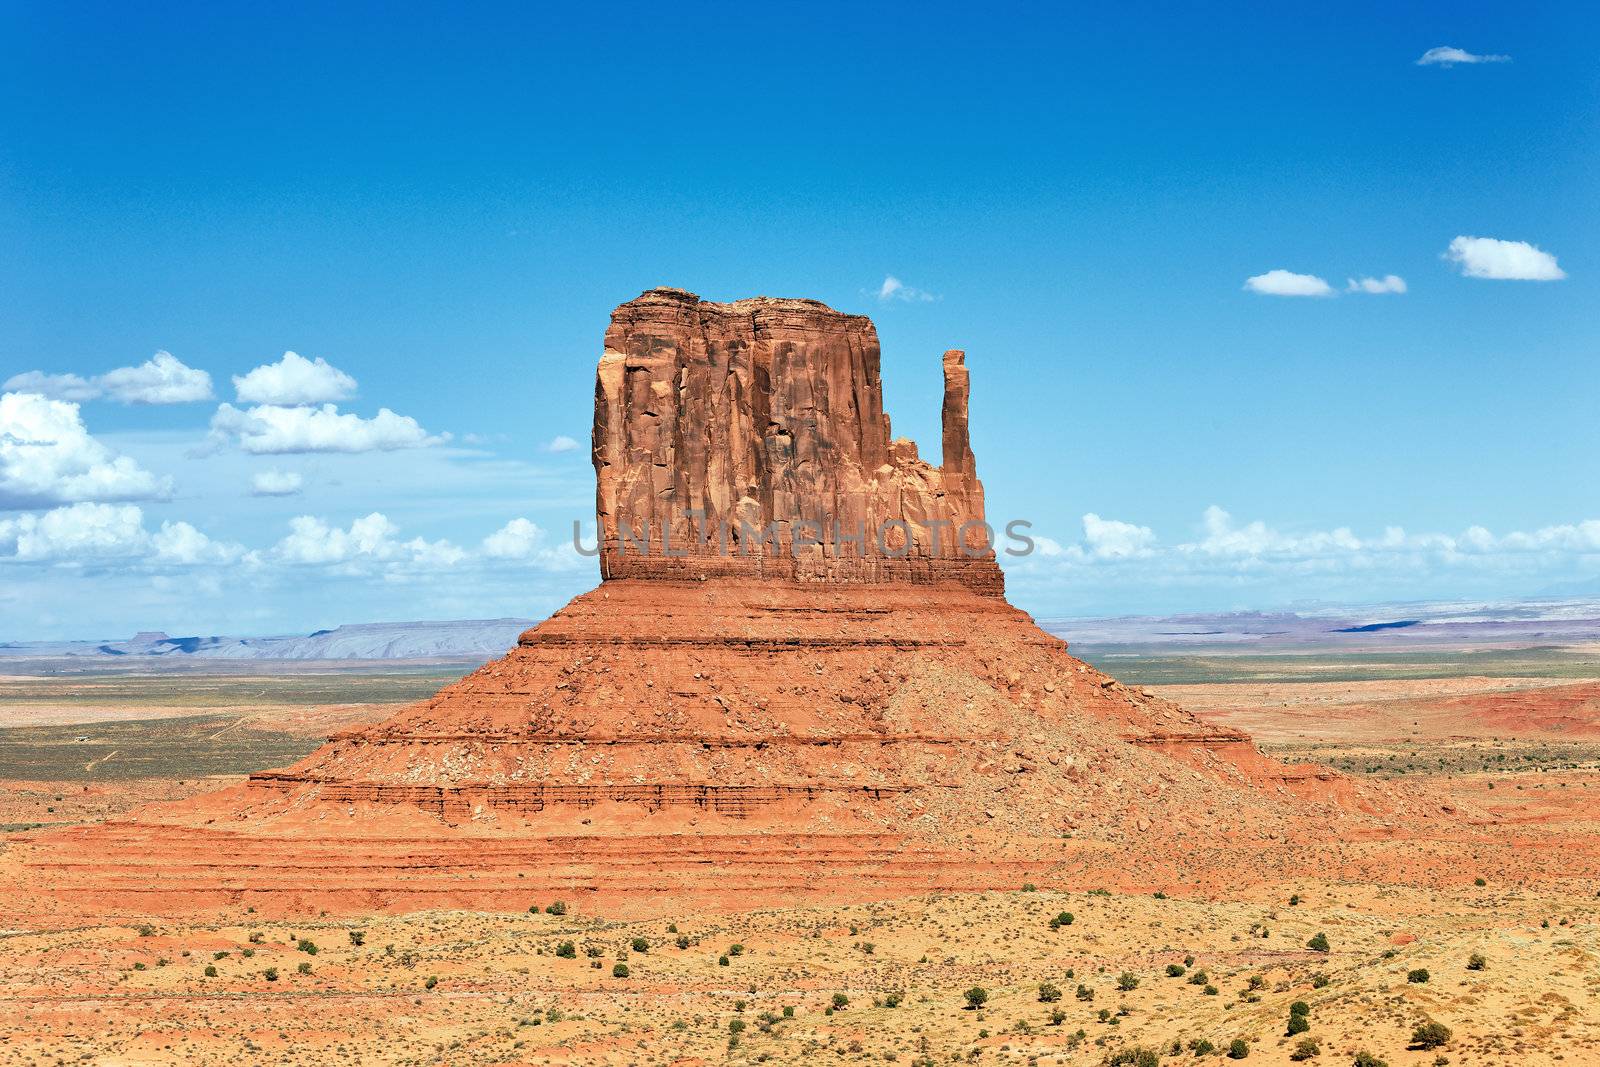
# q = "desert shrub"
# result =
<box><xmin>1203</xmin><ymin>985</ymin><xmax>1218</xmax><ymax>996</ymax></box>
<box><xmin>1290</xmin><ymin>1000</ymin><xmax>1310</xmax><ymax>1016</ymax></box>
<box><xmin>1105</xmin><ymin>1047</ymin><xmax>1159</xmax><ymax>1067</ymax></box>
<box><xmin>584</xmin><ymin>944</ymin><xmax>603</xmax><ymax>958</ymax></box>
<box><xmin>1226</xmin><ymin>1037</ymin><xmax>1249</xmax><ymax>1058</ymax></box>
<box><xmin>248</xmin><ymin>932</ymin><xmax>264</xmax><ymax>944</ymax></box>
<box><xmin>728</xmin><ymin>943</ymin><xmax>745</xmax><ymax>956</ymax></box>
<box><xmin>1050</xmin><ymin>1007</ymin><xmax>1066</xmax><ymax>1025</ymax></box>
<box><xmin>1166</xmin><ymin>963</ymin><xmax>1186</xmax><ymax>977</ymax></box>
<box><xmin>296</xmin><ymin>939</ymin><xmax>317</xmax><ymax>955</ymax></box>
<box><xmin>297</xmin><ymin>961</ymin><xmax>312</xmax><ymax>975</ymax></box>
<box><xmin>782</xmin><ymin>1005</ymin><xmax>794</xmax><ymax>1018</ymax></box>
<box><xmin>963</xmin><ymin>987</ymin><xmax>988</xmax><ymax>1009</ymax></box>
<box><xmin>1406</xmin><ymin>968</ymin><xmax>1430</xmax><ymax>984</ymax></box>
<box><xmin>1050</xmin><ymin>911</ymin><xmax>1075</xmax><ymax>929</ymax></box>
<box><xmin>1076</xmin><ymin>984</ymin><xmax>1095</xmax><ymax>1001</ymax></box>
<box><xmin>1188</xmin><ymin>970</ymin><xmax>1208</xmax><ymax>985</ymax></box>
<box><xmin>675</xmin><ymin>935</ymin><xmax>691</xmax><ymax>949</ymax></box>
<box><xmin>1288</xmin><ymin>1037</ymin><xmax>1319</xmax><ymax>1060</ymax></box>
<box><xmin>1117</xmin><ymin>971</ymin><xmax>1140</xmax><ymax>991</ymax></box>
<box><xmin>1466</xmin><ymin>952</ymin><xmax>1487</xmax><ymax>971</ymax></box>
<box><xmin>528</xmin><ymin>905</ymin><xmax>540</xmax><ymax>914</ymax></box>
<box><xmin>631</xmin><ymin>937</ymin><xmax>649</xmax><ymax>953</ymax></box>
<box><xmin>348</xmin><ymin>930</ymin><xmax>365</xmax><ymax>946</ymax></box>
<box><xmin>612</xmin><ymin>963</ymin><xmax>630</xmax><ymax>978</ymax></box>
<box><xmin>728</xmin><ymin>1018</ymin><xmax>745</xmax><ymax>1034</ymax></box>
<box><xmin>1189</xmin><ymin>1038</ymin><xmax>1215</xmax><ymax>1055</ymax></box>
<box><xmin>1473</xmin><ymin>877</ymin><xmax>1487</xmax><ymax>887</ymax></box>
<box><xmin>1286</xmin><ymin>1013</ymin><xmax>1309</xmax><ymax>1036</ymax></box>
<box><xmin>264</xmin><ymin>967</ymin><xmax>278</xmax><ymax>982</ymax></box>
<box><xmin>1245</xmin><ymin>974</ymin><xmax>1265</xmax><ymax>991</ymax></box>
<box><xmin>832</xmin><ymin>992</ymin><xmax>850</xmax><ymax>1009</ymax></box>
<box><xmin>883</xmin><ymin>991</ymin><xmax>902</xmax><ymax>1008</ymax></box>
<box><xmin>545</xmin><ymin>901</ymin><xmax>567</xmax><ymax>916</ymax></box>
<box><xmin>1038</xmin><ymin>982</ymin><xmax>1062</xmax><ymax>1003</ymax></box>
<box><xmin>1021</xmin><ymin>882</ymin><xmax>1038</xmax><ymax>892</ymax></box>
<box><xmin>1310</xmin><ymin>973</ymin><xmax>1329</xmax><ymax>988</ymax></box>
<box><xmin>1306</xmin><ymin>932</ymin><xmax>1330</xmax><ymax>952</ymax></box>
<box><xmin>424</xmin><ymin>975</ymin><xmax>437</xmax><ymax>989</ymax></box>
<box><xmin>1352</xmin><ymin>1053</ymin><xmax>1387</xmax><ymax>1067</ymax></box>
<box><xmin>1411</xmin><ymin>1021</ymin><xmax>1451</xmax><ymax>1049</ymax></box>
<box><xmin>137</xmin><ymin>924</ymin><xmax>155</xmax><ymax>937</ymax></box>
<box><xmin>203</xmin><ymin>964</ymin><xmax>217</xmax><ymax>977</ymax></box>
<box><xmin>718</xmin><ymin>955</ymin><xmax>730</xmax><ymax>966</ymax></box>
<box><xmin>555</xmin><ymin>941</ymin><xmax>576</xmax><ymax>959</ymax></box>
<box><xmin>1288</xmin><ymin>893</ymin><xmax>1301</xmax><ymax>906</ymax></box>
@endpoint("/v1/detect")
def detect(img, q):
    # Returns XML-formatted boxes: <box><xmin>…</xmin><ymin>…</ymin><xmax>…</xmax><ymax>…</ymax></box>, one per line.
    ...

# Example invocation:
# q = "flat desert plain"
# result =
<box><xmin>1</xmin><ymin>648</ymin><xmax>1596</xmax><ymax>1066</ymax></box>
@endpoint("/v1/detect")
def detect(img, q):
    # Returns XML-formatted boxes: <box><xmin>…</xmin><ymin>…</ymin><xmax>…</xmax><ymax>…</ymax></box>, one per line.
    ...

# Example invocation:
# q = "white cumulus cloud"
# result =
<box><xmin>98</xmin><ymin>351</ymin><xmax>214</xmax><ymax>404</ymax></box>
<box><xmin>209</xmin><ymin>403</ymin><xmax>447</xmax><ymax>454</ymax></box>
<box><xmin>482</xmin><ymin>517</ymin><xmax>546</xmax><ymax>559</ymax></box>
<box><xmin>0</xmin><ymin>503</ymin><xmax>241</xmax><ymax>565</ymax></box>
<box><xmin>273</xmin><ymin>512</ymin><xmax>465</xmax><ymax>569</ymax></box>
<box><xmin>1346</xmin><ymin>274</ymin><xmax>1407</xmax><ymax>294</ymax></box>
<box><xmin>877</xmin><ymin>275</ymin><xmax>937</xmax><ymax>303</ymax></box>
<box><xmin>250</xmin><ymin>469</ymin><xmax>304</xmax><ymax>497</ymax></box>
<box><xmin>545</xmin><ymin>435</ymin><xmax>581</xmax><ymax>454</ymax></box>
<box><xmin>233</xmin><ymin>351</ymin><xmax>358</xmax><ymax>405</ymax></box>
<box><xmin>1445</xmin><ymin>236</ymin><xmax>1566</xmax><ymax>281</ymax></box>
<box><xmin>2</xmin><ymin>372</ymin><xmax>100</xmax><ymax>402</ymax></box>
<box><xmin>0</xmin><ymin>392</ymin><xmax>172</xmax><ymax>508</ymax></box>
<box><xmin>1243</xmin><ymin>270</ymin><xmax>1334</xmax><ymax>297</ymax></box>
<box><xmin>4</xmin><ymin>352</ymin><xmax>212</xmax><ymax>405</ymax></box>
<box><xmin>1082</xmin><ymin>513</ymin><xmax>1157</xmax><ymax>558</ymax></box>
<box><xmin>1417</xmin><ymin>46</ymin><xmax>1510</xmax><ymax>67</ymax></box>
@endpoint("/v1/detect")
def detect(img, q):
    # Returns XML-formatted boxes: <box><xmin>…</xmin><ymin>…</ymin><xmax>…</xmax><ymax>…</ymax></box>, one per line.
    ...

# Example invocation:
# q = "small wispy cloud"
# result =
<box><xmin>1417</xmin><ymin>46</ymin><xmax>1510</xmax><ymax>67</ymax></box>
<box><xmin>1445</xmin><ymin>236</ymin><xmax>1566</xmax><ymax>281</ymax></box>
<box><xmin>545</xmin><ymin>435</ymin><xmax>581</xmax><ymax>454</ymax></box>
<box><xmin>1243</xmin><ymin>270</ymin><xmax>1334</xmax><ymax>297</ymax></box>
<box><xmin>876</xmin><ymin>275</ymin><xmax>937</xmax><ymax>303</ymax></box>
<box><xmin>1346</xmin><ymin>274</ymin><xmax>1407</xmax><ymax>294</ymax></box>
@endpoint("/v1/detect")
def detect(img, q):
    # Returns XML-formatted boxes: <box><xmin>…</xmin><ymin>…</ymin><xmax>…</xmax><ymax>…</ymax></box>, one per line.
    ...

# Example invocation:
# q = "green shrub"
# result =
<box><xmin>1288</xmin><ymin>1037</ymin><xmax>1319</xmax><ymax>1061</ymax></box>
<box><xmin>1106</xmin><ymin>1048</ymin><xmax>1159</xmax><ymax>1067</ymax></box>
<box><xmin>1286</xmin><ymin>1013</ymin><xmax>1309</xmax><ymax>1036</ymax></box>
<box><xmin>203</xmin><ymin>965</ymin><xmax>218</xmax><ymax>977</ymax></box>
<box><xmin>1117</xmin><ymin>971</ymin><xmax>1140</xmax><ymax>991</ymax></box>
<box><xmin>1166</xmin><ymin>963</ymin><xmax>1186</xmax><ymax>977</ymax></box>
<box><xmin>832</xmin><ymin>992</ymin><xmax>850</xmax><ymax>1009</ymax></box>
<box><xmin>728</xmin><ymin>943</ymin><xmax>744</xmax><ymax>956</ymax></box>
<box><xmin>1411</xmin><ymin>1021</ymin><xmax>1451</xmax><ymax>1049</ymax></box>
<box><xmin>1227</xmin><ymin>1038</ymin><xmax>1249</xmax><ymax>1058</ymax></box>
<box><xmin>1189</xmin><ymin>1038</ymin><xmax>1215</xmax><ymax>1055</ymax></box>
<box><xmin>612</xmin><ymin>963</ymin><xmax>630</xmax><ymax>978</ymax></box>
<box><xmin>1306</xmin><ymin>932</ymin><xmax>1330</xmax><ymax>952</ymax></box>
<box><xmin>1406</xmin><ymin>968</ymin><xmax>1430</xmax><ymax>984</ymax></box>
<box><xmin>545</xmin><ymin>901</ymin><xmax>567</xmax><ymax>916</ymax></box>
<box><xmin>296</xmin><ymin>939</ymin><xmax>317</xmax><ymax>955</ymax></box>
<box><xmin>424</xmin><ymin>975</ymin><xmax>437</xmax><ymax>989</ymax></box>
<box><xmin>1473</xmin><ymin>877</ymin><xmax>1486</xmax><ymax>887</ymax></box>
<box><xmin>963</xmin><ymin>987</ymin><xmax>988</xmax><ymax>1009</ymax></box>
<box><xmin>1188</xmin><ymin>969</ymin><xmax>1208</xmax><ymax>986</ymax></box>
<box><xmin>728</xmin><ymin>1018</ymin><xmax>745</xmax><ymax>1034</ymax></box>
<box><xmin>631</xmin><ymin>937</ymin><xmax>649</xmax><ymax>953</ymax></box>
<box><xmin>348</xmin><ymin>930</ymin><xmax>365</xmax><ymax>947</ymax></box>
<box><xmin>1289</xmin><ymin>1000</ymin><xmax>1310</xmax><ymax>1017</ymax></box>
<box><xmin>1049</xmin><ymin>911</ymin><xmax>1075</xmax><ymax>929</ymax></box>
<box><xmin>1310</xmin><ymin>973</ymin><xmax>1329</xmax><ymax>988</ymax></box>
<box><xmin>1038</xmin><ymin>981</ymin><xmax>1062</xmax><ymax>1003</ymax></box>
<box><xmin>555</xmin><ymin>941</ymin><xmax>577</xmax><ymax>959</ymax></box>
<box><xmin>1075</xmin><ymin>983</ymin><xmax>1094</xmax><ymax>1001</ymax></box>
<box><xmin>718</xmin><ymin>955</ymin><xmax>730</xmax><ymax>966</ymax></box>
<box><xmin>1466</xmin><ymin>952</ymin><xmax>1487</xmax><ymax>971</ymax></box>
<box><xmin>264</xmin><ymin>967</ymin><xmax>279</xmax><ymax>982</ymax></box>
<box><xmin>676</xmin><ymin>935</ymin><xmax>691</xmax><ymax>949</ymax></box>
<box><xmin>1352</xmin><ymin>1053</ymin><xmax>1387</xmax><ymax>1067</ymax></box>
<box><xmin>297</xmin><ymin>961</ymin><xmax>312</xmax><ymax>975</ymax></box>
<box><xmin>883</xmin><ymin>991</ymin><xmax>902</xmax><ymax>1008</ymax></box>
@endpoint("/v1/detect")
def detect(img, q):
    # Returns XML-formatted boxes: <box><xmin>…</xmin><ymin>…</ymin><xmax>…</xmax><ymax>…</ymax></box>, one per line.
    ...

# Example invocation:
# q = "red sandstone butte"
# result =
<box><xmin>2</xmin><ymin>288</ymin><xmax>1486</xmax><ymax>925</ymax></box>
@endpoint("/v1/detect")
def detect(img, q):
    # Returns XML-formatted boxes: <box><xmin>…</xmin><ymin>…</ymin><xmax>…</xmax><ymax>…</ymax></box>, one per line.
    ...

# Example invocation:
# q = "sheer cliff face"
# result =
<box><xmin>593</xmin><ymin>288</ymin><xmax>1002</xmax><ymax>592</ymax></box>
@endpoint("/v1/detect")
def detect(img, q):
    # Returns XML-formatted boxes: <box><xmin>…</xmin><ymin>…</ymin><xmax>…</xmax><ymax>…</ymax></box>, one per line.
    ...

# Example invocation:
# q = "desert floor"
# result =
<box><xmin>1</xmin><ymin>651</ymin><xmax>1596</xmax><ymax>1066</ymax></box>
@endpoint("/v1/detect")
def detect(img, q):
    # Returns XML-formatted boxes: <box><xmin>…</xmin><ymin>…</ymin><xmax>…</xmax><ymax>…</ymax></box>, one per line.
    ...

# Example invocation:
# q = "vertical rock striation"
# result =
<box><xmin>594</xmin><ymin>288</ymin><xmax>1002</xmax><ymax>592</ymax></box>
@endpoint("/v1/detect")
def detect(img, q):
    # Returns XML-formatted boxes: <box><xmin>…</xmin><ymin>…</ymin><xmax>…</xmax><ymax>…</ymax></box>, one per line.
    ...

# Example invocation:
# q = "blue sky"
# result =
<box><xmin>2</xmin><ymin>2</ymin><xmax>1597</xmax><ymax>638</ymax></box>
